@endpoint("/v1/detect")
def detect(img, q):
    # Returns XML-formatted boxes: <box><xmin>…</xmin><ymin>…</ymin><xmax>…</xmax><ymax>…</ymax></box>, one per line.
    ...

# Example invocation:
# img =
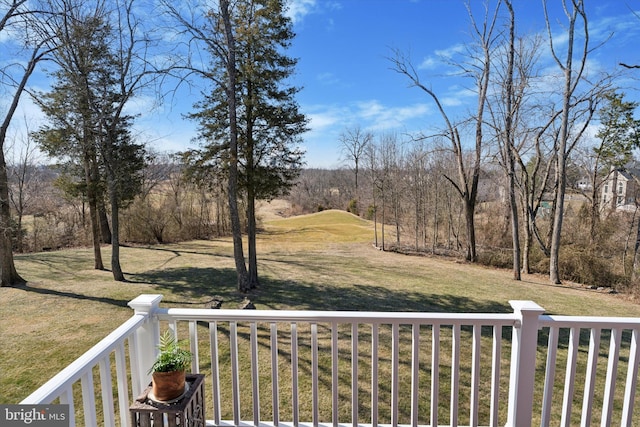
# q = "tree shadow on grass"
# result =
<box><xmin>130</xmin><ymin>267</ymin><xmax>242</xmax><ymax>305</ymax></box>
<box><xmin>11</xmin><ymin>284</ymin><xmax>130</xmax><ymax>308</ymax></box>
<box><xmin>130</xmin><ymin>266</ymin><xmax>512</xmax><ymax>314</ymax></box>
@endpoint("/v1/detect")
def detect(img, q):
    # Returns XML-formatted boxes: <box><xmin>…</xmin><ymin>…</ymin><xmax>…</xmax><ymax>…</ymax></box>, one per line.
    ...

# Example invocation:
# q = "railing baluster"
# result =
<box><xmin>115</xmin><ymin>342</ymin><xmax>131</xmax><ymax>427</ymax></box>
<box><xmin>490</xmin><ymin>325</ymin><xmax>501</xmax><ymax>427</ymax></box>
<box><xmin>431</xmin><ymin>324</ymin><xmax>440</xmax><ymax>427</ymax></box>
<box><xmin>81</xmin><ymin>370</ymin><xmax>97</xmax><ymax>427</ymax></box>
<box><xmin>99</xmin><ymin>358</ymin><xmax>115</xmax><ymax>427</ymax></box>
<box><xmin>270</xmin><ymin>322</ymin><xmax>280</xmax><ymax>426</ymax></box>
<box><xmin>410</xmin><ymin>323</ymin><xmax>420</xmax><ymax>427</ymax></box>
<box><xmin>169</xmin><ymin>321</ymin><xmax>178</xmax><ymax>340</ymax></box>
<box><xmin>540</xmin><ymin>326</ymin><xmax>559</xmax><ymax>427</ymax></box>
<box><xmin>291</xmin><ymin>322</ymin><xmax>299</xmax><ymax>427</ymax></box>
<box><xmin>581</xmin><ymin>327</ymin><xmax>601</xmax><ymax>426</ymax></box>
<box><xmin>189</xmin><ymin>321</ymin><xmax>199</xmax><ymax>374</ymax></box>
<box><xmin>250</xmin><ymin>322</ymin><xmax>260</xmax><ymax>426</ymax></box>
<box><xmin>601</xmin><ymin>327</ymin><xmax>621</xmax><ymax>426</ymax></box>
<box><xmin>210</xmin><ymin>321</ymin><xmax>221</xmax><ymax>425</ymax></box>
<box><xmin>470</xmin><ymin>324</ymin><xmax>481</xmax><ymax>427</ymax></box>
<box><xmin>59</xmin><ymin>386</ymin><xmax>76</xmax><ymax>427</ymax></box>
<box><xmin>450</xmin><ymin>324</ymin><xmax>460</xmax><ymax>426</ymax></box>
<box><xmin>311</xmin><ymin>323</ymin><xmax>319</xmax><ymax>427</ymax></box>
<box><xmin>621</xmin><ymin>328</ymin><xmax>640</xmax><ymax>427</ymax></box>
<box><xmin>331</xmin><ymin>322</ymin><xmax>339</xmax><ymax>427</ymax></box>
<box><xmin>351</xmin><ymin>322</ymin><xmax>359</xmax><ymax>427</ymax></box>
<box><xmin>230</xmin><ymin>321</ymin><xmax>240</xmax><ymax>425</ymax></box>
<box><xmin>560</xmin><ymin>327</ymin><xmax>580</xmax><ymax>426</ymax></box>
<box><xmin>128</xmin><ymin>332</ymin><xmax>142</xmax><ymax>398</ymax></box>
<box><xmin>371</xmin><ymin>323</ymin><xmax>379</xmax><ymax>427</ymax></box>
<box><xmin>391</xmin><ymin>323</ymin><xmax>399</xmax><ymax>427</ymax></box>
<box><xmin>37</xmin><ymin>296</ymin><xmax>640</xmax><ymax>427</ymax></box>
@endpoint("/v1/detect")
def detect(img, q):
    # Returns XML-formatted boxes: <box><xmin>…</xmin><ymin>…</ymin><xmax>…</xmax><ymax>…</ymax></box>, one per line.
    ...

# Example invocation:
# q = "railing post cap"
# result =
<box><xmin>509</xmin><ymin>300</ymin><xmax>545</xmax><ymax>314</ymax></box>
<box><xmin>128</xmin><ymin>294</ymin><xmax>163</xmax><ymax>314</ymax></box>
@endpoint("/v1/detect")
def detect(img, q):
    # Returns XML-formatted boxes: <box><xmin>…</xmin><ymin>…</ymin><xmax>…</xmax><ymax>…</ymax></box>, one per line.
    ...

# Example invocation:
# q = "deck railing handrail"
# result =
<box><xmin>156</xmin><ymin>307</ymin><xmax>521</xmax><ymax>324</ymax></box>
<box><xmin>17</xmin><ymin>294</ymin><xmax>640</xmax><ymax>427</ymax></box>
<box><xmin>20</xmin><ymin>313</ymin><xmax>146</xmax><ymax>405</ymax></box>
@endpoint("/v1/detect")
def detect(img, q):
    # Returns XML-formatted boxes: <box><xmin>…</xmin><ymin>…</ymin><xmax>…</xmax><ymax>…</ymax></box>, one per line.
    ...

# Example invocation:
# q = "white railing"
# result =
<box><xmin>20</xmin><ymin>294</ymin><xmax>640</xmax><ymax>427</ymax></box>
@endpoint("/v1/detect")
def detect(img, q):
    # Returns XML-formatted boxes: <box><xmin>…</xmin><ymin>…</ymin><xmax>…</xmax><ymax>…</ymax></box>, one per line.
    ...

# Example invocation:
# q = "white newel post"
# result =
<box><xmin>506</xmin><ymin>300</ymin><xmax>545</xmax><ymax>427</ymax></box>
<box><xmin>128</xmin><ymin>294</ymin><xmax>163</xmax><ymax>396</ymax></box>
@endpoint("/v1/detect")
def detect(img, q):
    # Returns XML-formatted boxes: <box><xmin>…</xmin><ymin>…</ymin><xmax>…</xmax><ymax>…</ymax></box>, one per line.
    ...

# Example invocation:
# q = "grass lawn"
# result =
<box><xmin>2</xmin><ymin>206</ymin><xmax>640</xmax><ymax>416</ymax></box>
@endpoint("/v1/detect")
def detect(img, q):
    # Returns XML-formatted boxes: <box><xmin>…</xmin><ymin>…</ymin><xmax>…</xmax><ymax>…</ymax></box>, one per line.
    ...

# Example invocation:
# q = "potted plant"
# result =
<box><xmin>148</xmin><ymin>331</ymin><xmax>192</xmax><ymax>402</ymax></box>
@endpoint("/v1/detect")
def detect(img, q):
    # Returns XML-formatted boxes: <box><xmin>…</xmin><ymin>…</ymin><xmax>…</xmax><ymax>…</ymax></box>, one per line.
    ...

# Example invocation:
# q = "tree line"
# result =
<box><xmin>1</xmin><ymin>0</ymin><xmax>306</xmax><ymax>290</ymax></box>
<box><xmin>292</xmin><ymin>0</ymin><xmax>640</xmax><ymax>289</ymax></box>
<box><xmin>2</xmin><ymin>0</ymin><xmax>639</xmax><ymax>292</ymax></box>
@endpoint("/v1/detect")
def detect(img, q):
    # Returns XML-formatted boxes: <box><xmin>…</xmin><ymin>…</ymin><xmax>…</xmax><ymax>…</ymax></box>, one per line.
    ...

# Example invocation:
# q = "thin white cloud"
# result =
<box><xmin>300</xmin><ymin>100</ymin><xmax>432</xmax><ymax>167</ymax></box>
<box><xmin>418</xmin><ymin>56</ymin><xmax>439</xmax><ymax>70</ymax></box>
<box><xmin>364</xmin><ymin>103</ymin><xmax>431</xmax><ymax>131</ymax></box>
<box><xmin>286</xmin><ymin>0</ymin><xmax>342</xmax><ymax>27</ymax></box>
<box><xmin>418</xmin><ymin>43</ymin><xmax>466</xmax><ymax>70</ymax></box>
<box><xmin>441</xmin><ymin>87</ymin><xmax>476</xmax><ymax>107</ymax></box>
<box><xmin>316</xmin><ymin>72</ymin><xmax>340</xmax><ymax>86</ymax></box>
<box><xmin>434</xmin><ymin>44</ymin><xmax>466</xmax><ymax>59</ymax></box>
<box><xmin>303</xmin><ymin>100</ymin><xmax>431</xmax><ymax>139</ymax></box>
<box><xmin>286</xmin><ymin>0</ymin><xmax>317</xmax><ymax>24</ymax></box>
<box><xmin>307</xmin><ymin>108</ymin><xmax>344</xmax><ymax>131</ymax></box>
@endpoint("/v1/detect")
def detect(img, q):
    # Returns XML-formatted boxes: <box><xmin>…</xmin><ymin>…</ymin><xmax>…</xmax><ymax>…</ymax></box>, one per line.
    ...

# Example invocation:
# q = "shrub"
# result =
<box><xmin>347</xmin><ymin>199</ymin><xmax>358</xmax><ymax>215</ymax></box>
<box><xmin>559</xmin><ymin>247</ymin><xmax>623</xmax><ymax>288</ymax></box>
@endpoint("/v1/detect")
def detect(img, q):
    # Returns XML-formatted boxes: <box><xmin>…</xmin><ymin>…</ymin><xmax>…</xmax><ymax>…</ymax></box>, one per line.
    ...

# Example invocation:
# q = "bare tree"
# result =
<box><xmin>543</xmin><ymin>0</ymin><xmax>610</xmax><ymax>284</ymax></box>
<box><xmin>365</xmin><ymin>140</ymin><xmax>381</xmax><ymax>248</ymax></box>
<box><xmin>7</xmin><ymin>121</ymin><xmax>42</xmax><ymax>253</ymax></box>
<box><xmin>406</xmin><ymin>141</ymin><xmax>429</xmax><ymax>251</ymax></box>
<box><xmin>0</xmin><ymin>0</ymin><xmax>58</xmax><ymax>286</ymax></box>
<box><xmin>339</xmin><ymin>125</ymin><xmax>372</xmax><ymax>212</ymax></box>
<box><xmin>496</xmin><ymin>0</ymin><xmax>520</xmax><ymax>279</ymax></box>
<box><xmin>486</xmin><ymin>1</ymin><xmax>543</xmax><ymax>279</ymax></box>
<box><xmin>389</xmin><ymin>1</ymin><xmax>500</xmax><ymax>262</ymax></box>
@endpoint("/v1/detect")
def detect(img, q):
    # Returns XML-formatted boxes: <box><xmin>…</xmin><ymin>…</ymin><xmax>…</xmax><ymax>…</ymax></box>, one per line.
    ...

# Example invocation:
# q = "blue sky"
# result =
<box><xmin>4</xmin><ymin>0</ymin><xmax>640</xmax><ymax>168</ymax></box>
<box><xmin>280</xmin><ymin>0</ymin><xmax>640</xmax><ymax>168</ymax></box>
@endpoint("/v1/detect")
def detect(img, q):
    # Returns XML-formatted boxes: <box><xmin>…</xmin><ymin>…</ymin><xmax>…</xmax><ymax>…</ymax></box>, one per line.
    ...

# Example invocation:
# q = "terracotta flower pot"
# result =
<box><xmin>151</xmin><ymin>370</ymin><xmax>186</xmax><ymax>401</ymax></box>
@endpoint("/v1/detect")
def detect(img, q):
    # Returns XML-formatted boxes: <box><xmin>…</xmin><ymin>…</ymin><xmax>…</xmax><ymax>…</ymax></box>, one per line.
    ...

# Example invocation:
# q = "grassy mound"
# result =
<box><xmin>2</xmin><ymin>207</ymin><xmax>640</xmax><ymax>405</ymax></box>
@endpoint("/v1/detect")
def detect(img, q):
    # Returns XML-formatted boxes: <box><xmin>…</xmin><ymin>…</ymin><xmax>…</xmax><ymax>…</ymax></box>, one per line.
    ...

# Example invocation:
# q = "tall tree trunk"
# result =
<box><xmin>84</xmin><ymin>151</ymin><xmax>104</xmax><ymax>270</ymax></box>
<box><xmin>381</xmin><ymin>184</ymin><xmax>386</xmax><ymax>251</ymax></box>
<box><xmin>0</xmin><ymin>39</ymin><xmax>45</xmax><ymax>287</ymax></box>
<box><xmin>522</xmin><ymin>201</ymin><xmax>532</xmax><ymax>275</ymax></box>
<box><xmin>549</xmin><ymin>17</ymin><xmax>575</xmax><ymax>285</ymax></box>
<box><xmin>110</xmin><ymin>185</ymin><xmax>124</xmax><ymax>281</ymax></box>
<box><xmin>463</xmin><ymin>199</ymin><xmax>477</xmax><ymax>262</ymax></box>
<box><xmin>0</xmin><ymin>149</ymin><xmax>25</xmax><ymax>286</ymax></box>
<box><xmin>372</xmin><ymin>185</ymin><xmax>378</xmax><ymax>248</ymax></box>
<box><xmin>247</xmin><ymin>193</ymin><xmax>259</xmax><ymax>289</ymax></box>
<box><xmin>432</xmin><ymin>185</ymin><xmax>438</xmax><ymax>254</ymax></box>
<box><xmin>394</xmin><ymin>188</ymin><xmax>400</xmax><ymax>244</ymax></box>
<box><xmin>504</xmin><ymin>0</ymin><xmax>521</xmax><ymax>280</ymax></box>
<box><xmin>221</xmin><ymin>0</ymin><xmax>248</xmax><ymax>292</ymax></box>
<box><xmin>99</xmin><ymin>200</ymin><xmax>111</xmax><ymax>244</ymax></box>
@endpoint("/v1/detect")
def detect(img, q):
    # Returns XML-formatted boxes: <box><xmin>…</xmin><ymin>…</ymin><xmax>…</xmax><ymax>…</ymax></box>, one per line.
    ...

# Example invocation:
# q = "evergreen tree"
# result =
<box><xmin>187</xmin><ymin>0</ymin><xmax>307</xmax><ymax>290</ymax></box>
<box><xmin>34</xmin><ymin>1</ymin><xmax>146</xmax><ymax>280</ymax></box>
<box><xmin>34</xmin><ymin>9</ymin><xmax>113</xmax><ymax>271</ymax></box>
<box><xmin>594</xmin><ymin>91</ymin><xmax>640</xmax><ymax>212</ymax></box>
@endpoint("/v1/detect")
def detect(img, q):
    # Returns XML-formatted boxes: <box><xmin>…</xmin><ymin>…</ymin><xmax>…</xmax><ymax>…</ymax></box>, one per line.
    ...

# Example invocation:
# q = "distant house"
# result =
<box><xmin>576</xmin><ymin>178</ymin><xmax>592</xmax><ymax>191</ymax></box>
<box><xmin>600</xmin><ymin>164</ymin><xmax>640</xmax><ymax>212</ymax></box>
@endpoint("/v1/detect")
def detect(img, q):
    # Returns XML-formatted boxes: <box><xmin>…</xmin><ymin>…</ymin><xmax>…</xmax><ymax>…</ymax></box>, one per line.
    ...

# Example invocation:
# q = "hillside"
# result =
<box><xmin>2</xmin><ymin>206</ymin><xmax>640</xmax><ymax>403</ymax></box>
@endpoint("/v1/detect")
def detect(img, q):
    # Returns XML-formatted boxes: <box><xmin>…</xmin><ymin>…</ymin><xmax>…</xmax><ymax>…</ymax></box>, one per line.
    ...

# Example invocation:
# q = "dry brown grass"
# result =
<box><xmin>2</xmin><ymin>205</ymin><xmax>640</xmax><ymax>420</ymax></box>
